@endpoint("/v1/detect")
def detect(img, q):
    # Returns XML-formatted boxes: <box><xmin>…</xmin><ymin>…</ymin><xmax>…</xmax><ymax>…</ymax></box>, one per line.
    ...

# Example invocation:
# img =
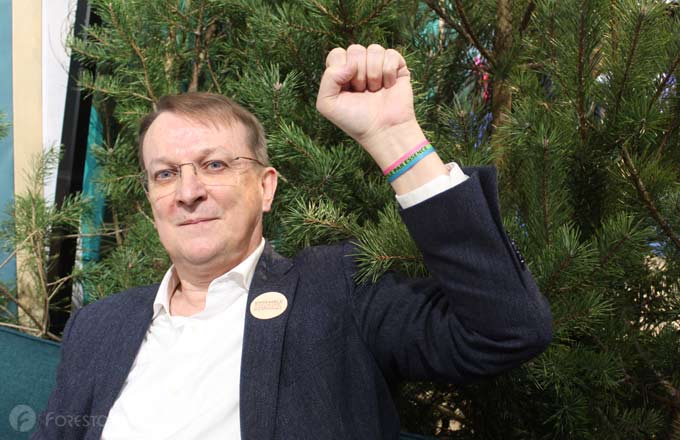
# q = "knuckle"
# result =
<box><xmin>385</xmin><ymin>48</ymin><xmax>401</xmax><ymax>61</ymax></box>
<box><xmin>326</xmin><ymin>47</ymin><xmax>345</xmax><ymax>66</ymax></box>
<box><xmin>367</xmin><ymin>70</ymin><xmax>381</xmax><ymax>81</ymax></box>
<box><xmin>347</xmin><ymin>44</ymin><xmax>366</xmax><ymax>54</ymax></box>
<box><xmin>328</xmin><ymin>47</ymin><xmax>345</xmax><ymax>57</ymax></box>
<box><xmin>367</xmin><ymin>43</ymin><xmax>384</xmax><ymax>53</ymax></box>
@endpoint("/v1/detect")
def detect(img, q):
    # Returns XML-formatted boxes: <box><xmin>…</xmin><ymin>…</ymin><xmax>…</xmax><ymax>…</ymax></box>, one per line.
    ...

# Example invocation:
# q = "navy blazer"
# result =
<box><xmin>33</xmin><ymin>167</ymin><xmax>552</xmax><ymax>439</ymax></box>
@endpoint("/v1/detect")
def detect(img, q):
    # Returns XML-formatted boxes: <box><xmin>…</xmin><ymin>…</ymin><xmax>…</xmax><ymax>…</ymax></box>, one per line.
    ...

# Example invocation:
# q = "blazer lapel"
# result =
<box><xmin>240</xmin><ymin>243</ymin><xmax>298</xmax><ymax>440</ymax></box>
<box><xmin>90</xmin><ymin>285</ymin><xmax>156</xmax><ymax>439</ymax></box>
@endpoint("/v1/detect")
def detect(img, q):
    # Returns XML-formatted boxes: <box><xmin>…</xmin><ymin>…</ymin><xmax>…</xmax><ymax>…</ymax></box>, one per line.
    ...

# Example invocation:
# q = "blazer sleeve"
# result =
<box><xmin>346</xmin><ymin>166</ymin><xmax>552</xmax><ymax>384</ymax></box>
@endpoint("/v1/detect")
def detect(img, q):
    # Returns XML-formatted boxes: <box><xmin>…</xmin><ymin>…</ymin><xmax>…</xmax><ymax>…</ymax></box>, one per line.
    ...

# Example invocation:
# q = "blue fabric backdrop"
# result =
<box><xmin>0</xmin><ymin>0</ymin><xmax>17</xmax><ymax>313</ymax></box>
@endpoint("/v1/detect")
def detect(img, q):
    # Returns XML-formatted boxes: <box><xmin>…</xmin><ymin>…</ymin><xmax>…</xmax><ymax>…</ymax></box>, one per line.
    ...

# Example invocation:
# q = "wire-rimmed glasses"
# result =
<box><xmin>141</xmin><ymin>156</ymin><xmax>265</xmax><ymax>200</ymax></box>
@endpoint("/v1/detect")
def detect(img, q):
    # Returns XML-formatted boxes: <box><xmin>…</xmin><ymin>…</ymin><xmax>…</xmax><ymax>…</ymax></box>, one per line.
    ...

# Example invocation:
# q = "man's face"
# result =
<box><xmin>142</xmin><ymin>112</ymin><xmax>277</xmax><ymax>271</ymax></box>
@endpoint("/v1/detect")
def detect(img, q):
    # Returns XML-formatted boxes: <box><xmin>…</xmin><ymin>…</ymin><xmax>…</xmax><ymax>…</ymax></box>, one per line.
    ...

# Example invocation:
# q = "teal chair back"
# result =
<box><xmin>0</xmin><ymin>327</ymin><xmax>60</xmax><ymax>439</ymax></box>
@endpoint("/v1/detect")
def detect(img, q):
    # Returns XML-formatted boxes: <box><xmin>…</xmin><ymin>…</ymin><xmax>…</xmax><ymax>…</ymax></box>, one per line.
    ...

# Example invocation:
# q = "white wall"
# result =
<box><xmin>42</xmin><ymin>0</ymin><xmax>77</xmax><ymax>204</ymax></box>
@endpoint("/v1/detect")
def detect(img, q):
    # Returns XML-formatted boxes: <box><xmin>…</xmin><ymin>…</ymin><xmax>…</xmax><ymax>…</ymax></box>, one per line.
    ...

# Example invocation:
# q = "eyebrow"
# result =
<box><xmin>147</xmin><ymin>147</ymin><xmax>228</xmax><ymax>168</ymax></box>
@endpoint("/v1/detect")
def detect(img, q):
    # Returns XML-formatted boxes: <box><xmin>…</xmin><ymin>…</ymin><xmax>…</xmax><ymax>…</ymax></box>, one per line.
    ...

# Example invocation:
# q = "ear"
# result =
<box><xmin>260</xmin><ymin>167</ymin><xmax>278</xmax><ymax>212</ymax></box>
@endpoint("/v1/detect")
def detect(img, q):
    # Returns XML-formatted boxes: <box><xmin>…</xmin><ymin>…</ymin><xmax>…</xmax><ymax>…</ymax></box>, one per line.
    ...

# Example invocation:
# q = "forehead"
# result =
<box><xmin>143</xmin><ymin>112</ymin><xmax>248</xmax><ymax>164</ymax></box>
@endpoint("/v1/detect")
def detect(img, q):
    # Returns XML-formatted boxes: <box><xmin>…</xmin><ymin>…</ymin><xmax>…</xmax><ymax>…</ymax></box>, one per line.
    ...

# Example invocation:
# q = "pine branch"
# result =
<box><xmin>113</xmin><ymin>209</ymin><xmax>123</xmax><ymax>246</ymax></box>
<box><xmin>204</xmin><ymin>48</ymin><xmax>222</xmax><ymax>93</ymax></box>
<box><xmin>356</xmin><ymin>0</ymin><xmax>393</xmax><ymax>27</ymax></box>
<box><xmin>0</xmin><ymin>321</ymin><xmax>45</xmax><ymax>335</ymax></box>
<box><xmin>135</xmin><ymin>202</ymin><xmax>154</xmax><ymax>225</ymax></box>
<box><xmin>551</xmin><ymin>306</ymin><xmax>590</xmax><ymax>331</ymax></box>
<box><xmin>107</xmin><ymin>3</ymin><xmax>157</xmax><ymax>101</ymax></box>
<box><xmin>519</xmin><ymin>0</ymin><xmax>535</xmax><ymax>36</ymax></box>
<box><xmin>597</xmin><ymin>234</ymin><xmax>630</xmax><ymax>269</ymax></box>
<box><xmin>455</xmin><ymin>0</ymin><xmax>494</xmax><ymax>64</ymax></box>
<box><xmin>0</xmin><ymin>283</ymin><xmax>50</xmax><ymax>339</ymax></box>
<box><xmin>280</xmin><ymin>32</ymin><xmax>314</xmax><ymax>102</ymax></box>
<box><xmin>458</xmin><ymin>111</ymin><xmax>469</xmax><ymax>146</ymax></box>
<box><xmin>353</xmin><ymin>251</ymin><xmax>422</xmax><ymax>284</ymax></box>
<box><xmin>81</xmin><ymin>78</ymin><xmax>153</xmax><ymax>103</ymax></box>
<box><xmin>424</xmin><ymin>0</ymin><xmax>495</xmax><ymax>65</ymax></box>
<box><xmin>374</xmin><ymin>254</ymin><xmax>420</xmax><ymax>263</ymax></box>
<box><xmin>650</xmin><ymin>48</ymin><xmax>680</xmax><ymax>159</ymax></box>
<box><xmin>490</xmin><ymin>0</ymin><xmax>513</xmax><ymax>136</ymax></box>
<box><xmin>84</xmin><ymin>24</ymin><xmax>115</xmax><ymax>50</ymax></box>
<box><xmin>543</xmin><ymin>254</ymin><xmax>573</xmax><ymax>295</ymax></box>
<box><xmin>60</xmin><ymin>228</ymin><xmax>128</xmax><ymax>240</ymax></box>
<box><xmin>0</xmin><ymin>246</ymin><xmax>18</xmax><ymax>271</ymax></box>
<box><xmin>621</xmin><ymin>143</ymin><xmax>680</xmax><ymax>251</ymax></box>
<box><xmin>672</xmin><ymin>409</ymin><xmax>680</xmax><ymax>440</ymax></box>
<box><xmin>163</xmin><ymin>24</ymin><xmax>177</xmax><ymax>83</ymax></box>
<box><xmin>0</xmin><ymin>303</ymin><xmax>18</xmax><ymax>321</ymax></box>
<box><xmin>633</xmin><ymin>340</ymin><xmax>680</xmax><ymax>420</ymax></box>
<box><xmin>288</xmin><ymin>21</ymin><xmax>333</xmax><ymax>36</ymax></box>
<box><xmin>541</xmin><ymin>137</ymin><xmax>550</xmax><ymax>243</ymax></box>
<box><xmin>309</xmin><ymin>0</ymin><xmax>343</xmax><ymax>25</ymax></box>
<box><xmin>611</xmin><ymin>9</ymin><xmax>644</xmax><ymax>120</ymax></box>
<box><xmin>576</xmin><ymin>7</ymin><xmax>587</xmax><ymax>144</ymax></box>
<box><xmin>170</xmin><ymin>2</ymin><xmax>189</xmax><ymax>21</ymax></box>
<box><xmin>657</xmin><ymin>108</ymin><xmax>679</xmax><ymax>159</ymax></box>
<box><xmin>302</xmin><ymin>217</ymin><xmax>353</xmax><ymax>235</ymax></box>
<box><xmin>284</xmin><ymin>138</ymin><xmax>315</xmax><ymax>161</ymax></box>
<box><xmin>28</xmin><ymin>199</ymin><xmax>50</xmax><ymax>334</ymax></box>
<box><xmin>189</xmin><ymin>2</ymin><xmax>212</xmax><ymax>92</ymax></box>
<box><xmin>189</xmin><ymin>2</ymin><xmax>206</xmax><ymax>92</ymax></box>
<box><xmin>646</xmin><ymin>50</ymin><xmax>680</xmax><ymax>116</ymax></box>
<box><xmin>47</xmin><ymin>278</ymin><xmax>74</xmax><ymax>304</ymax></box>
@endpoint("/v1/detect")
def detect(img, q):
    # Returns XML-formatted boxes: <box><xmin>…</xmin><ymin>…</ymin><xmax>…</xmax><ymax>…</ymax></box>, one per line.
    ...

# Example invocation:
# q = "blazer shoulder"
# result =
<box><xmin>65</xmin><ymin>284</ymin><xmax>158</xmax><ymax>340</ymax></box>
<box><xmin>80</xmin><ymin>284</ymin><xmax>158</xmax><ymax>316</ymax></box>
<box><xmin>293</xmin><ymin>242</ymin><xmax>352</xmax><ymax>266</ymax></box>
<box><xmin>290</xmin><ymin>242</ymin><xmax>360</xmax><ymax>289</ymax></box>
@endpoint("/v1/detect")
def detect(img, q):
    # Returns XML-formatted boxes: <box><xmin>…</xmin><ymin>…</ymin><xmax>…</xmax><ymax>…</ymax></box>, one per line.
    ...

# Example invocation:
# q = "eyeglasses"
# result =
<box><xmin>142</xmin><ymin>156</ymin><xmax>265</xmax><ymax>200</ymax></box>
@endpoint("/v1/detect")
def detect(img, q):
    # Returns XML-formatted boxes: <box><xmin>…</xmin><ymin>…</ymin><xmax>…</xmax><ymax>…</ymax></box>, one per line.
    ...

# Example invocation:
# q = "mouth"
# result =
<box><xmin>178</xmin><ymin>218</ymin><xmax>217</xmax><ymax>226</ymax></box>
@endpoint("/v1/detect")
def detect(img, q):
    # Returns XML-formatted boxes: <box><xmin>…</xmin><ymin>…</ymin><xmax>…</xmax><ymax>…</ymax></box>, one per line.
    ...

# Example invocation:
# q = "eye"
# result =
<box><xmin>154</xmin><ymin>169</ymin><xmax>177</xmax><ymax>182</ymax></box>
<box><xmin>204</xmin><ymin>160</ymin><xmax>228</xmax><ymax>172</ymax></box>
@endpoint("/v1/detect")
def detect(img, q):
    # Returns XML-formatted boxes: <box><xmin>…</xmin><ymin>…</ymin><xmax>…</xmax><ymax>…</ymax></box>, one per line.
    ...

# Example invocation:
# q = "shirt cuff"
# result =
<box><xmin>395</xmin><ymin>162</ymin><xmax>469</xmax><ymax>209</ymax></box>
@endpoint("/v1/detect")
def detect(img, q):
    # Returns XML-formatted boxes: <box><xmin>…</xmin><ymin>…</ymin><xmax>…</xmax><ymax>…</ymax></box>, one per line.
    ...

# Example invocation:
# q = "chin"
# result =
<box><xmin>177</xmin><ymin>242</ymin><xmax>231</xmax><ymax>265</ymax></box>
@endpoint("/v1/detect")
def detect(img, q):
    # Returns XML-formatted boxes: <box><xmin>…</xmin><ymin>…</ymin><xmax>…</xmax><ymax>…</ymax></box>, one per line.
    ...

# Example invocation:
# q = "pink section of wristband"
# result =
<box><xmin>382</xmin><ymin>140</ymin><xmax>430</xmax><ymax>175</ymax></box>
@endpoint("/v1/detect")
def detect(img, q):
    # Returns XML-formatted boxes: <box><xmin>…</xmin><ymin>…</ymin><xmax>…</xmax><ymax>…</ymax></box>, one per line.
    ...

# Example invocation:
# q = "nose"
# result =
<box><xmin>174</xmin><ymin>163</ymin><xmax>207</xmax><ymax>206</ymax></box>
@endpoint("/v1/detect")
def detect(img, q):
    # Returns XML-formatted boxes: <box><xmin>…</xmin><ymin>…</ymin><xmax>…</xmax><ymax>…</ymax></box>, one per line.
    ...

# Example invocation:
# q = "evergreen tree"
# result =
<box><xmin>0</xmin><ymin>145</ymin><xmax>91</xmax><ymax>340</ymax></box>
<box><xmin>29</xmin><ymin>0</ymin><xmax>680</xmax><ymax>436</ymax></box>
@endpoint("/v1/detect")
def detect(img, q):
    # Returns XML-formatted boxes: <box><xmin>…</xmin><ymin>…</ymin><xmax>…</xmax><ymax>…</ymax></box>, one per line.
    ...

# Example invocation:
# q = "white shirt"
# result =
<box><xmin>101</xmin><ymin>164</ymin><xmax>467</xmax><ymax>439</ymax></box>
<box><xmin>101</xmin><ymin>240</ymin><xmax>265</xmax><ymax>440</ymax></box>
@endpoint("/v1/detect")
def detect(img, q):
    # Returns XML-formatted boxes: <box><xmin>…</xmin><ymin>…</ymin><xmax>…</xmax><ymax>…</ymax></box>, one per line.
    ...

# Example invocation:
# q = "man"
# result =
<box><xmin>34</xmin><ymin>44</ymin><xmax>551</xmax><ymax>439</ymax></box>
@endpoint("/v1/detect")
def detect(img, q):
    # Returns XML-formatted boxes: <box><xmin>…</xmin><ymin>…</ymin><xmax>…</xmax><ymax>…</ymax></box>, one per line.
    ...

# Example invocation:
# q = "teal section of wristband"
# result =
<box><xmin>386</xmin><ymin>145</ymin><xmax>435</xmax><ymax>183</ymax></box>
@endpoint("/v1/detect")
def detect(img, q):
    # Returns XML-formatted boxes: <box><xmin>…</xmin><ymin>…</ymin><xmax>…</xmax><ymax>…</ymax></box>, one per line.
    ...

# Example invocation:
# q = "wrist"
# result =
<box><xmin>389</xmin><ymin>152</ymin><xmax>448</xmax><ymax>196</ymax></box>
<box><xmin>357</xmin><ymin>120</ymin><xmax>427</xmax><ymax>169</ymax></box>
<box><xmin>357</xmin><ymin>121</ymin><xmax>449</xmax><ymax>195</ymax></box>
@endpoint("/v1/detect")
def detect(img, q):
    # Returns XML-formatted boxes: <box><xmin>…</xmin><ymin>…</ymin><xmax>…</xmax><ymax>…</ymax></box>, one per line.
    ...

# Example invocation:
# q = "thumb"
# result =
<box><xmin>316</xmin><ymin>62</ymin><xmax>357</xmax><ymax>110</ymax></box>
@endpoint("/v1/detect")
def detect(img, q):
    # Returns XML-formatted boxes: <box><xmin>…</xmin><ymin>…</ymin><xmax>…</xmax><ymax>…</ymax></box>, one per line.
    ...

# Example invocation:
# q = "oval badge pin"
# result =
<box><xmin>250</xmin><ymin>291</ymin><xmax>288</xmax><ymax>320</ymax></box>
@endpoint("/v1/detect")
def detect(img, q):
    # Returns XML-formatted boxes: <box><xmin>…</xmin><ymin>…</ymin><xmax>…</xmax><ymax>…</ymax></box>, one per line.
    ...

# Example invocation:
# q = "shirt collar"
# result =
<box><xmin>152</xmin><ymin>238</ymin><xmax>266</xmax><ymax>320</ymax></box>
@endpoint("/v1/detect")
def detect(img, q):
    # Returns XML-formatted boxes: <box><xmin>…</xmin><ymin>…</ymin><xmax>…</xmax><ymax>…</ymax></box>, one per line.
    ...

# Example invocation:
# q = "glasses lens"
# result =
<box><xmin>146</xmin><ymin>158</ymin><xmax>256</xmax><ymax>200</ymax></box>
